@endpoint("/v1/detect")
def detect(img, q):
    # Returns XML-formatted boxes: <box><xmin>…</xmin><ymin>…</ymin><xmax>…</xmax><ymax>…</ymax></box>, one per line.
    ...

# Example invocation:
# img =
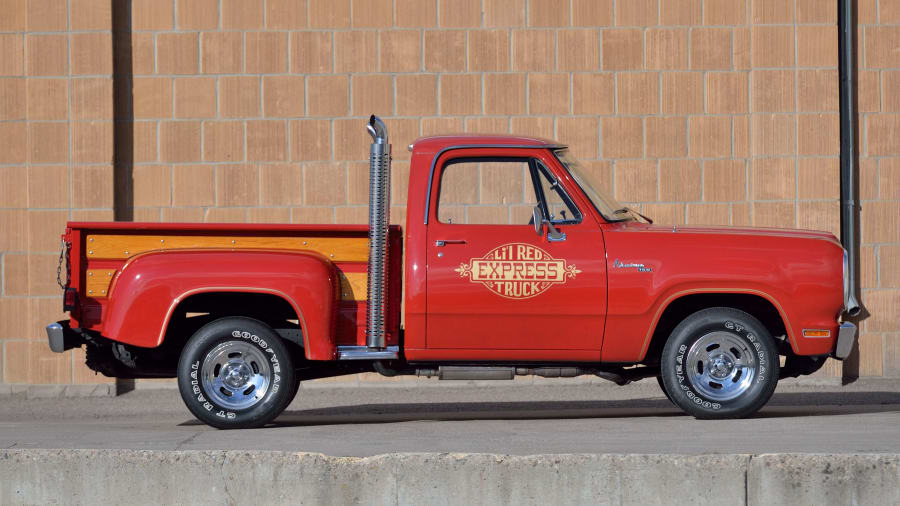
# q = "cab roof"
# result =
<box><xmin>410</xmin><ymin>134</ymin><xmax>564</xmax><ymax>152</ymax></box>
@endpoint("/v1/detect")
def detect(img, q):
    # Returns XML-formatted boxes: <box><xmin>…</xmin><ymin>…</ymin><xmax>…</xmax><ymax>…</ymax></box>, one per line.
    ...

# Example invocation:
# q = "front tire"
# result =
<box><xmin>656</xmin><ymin>376</ymin><xmax>674</xmax><ymax>404</ymax></box>
<box><xmin>177</xmin><ymin>317</ymin><xmax>295</xmax><ymax>429</ymax></box>
<box><xmin>661</xmin><ymin>307</ymin><xmax>778</xmax><ymax>419</ymax></box>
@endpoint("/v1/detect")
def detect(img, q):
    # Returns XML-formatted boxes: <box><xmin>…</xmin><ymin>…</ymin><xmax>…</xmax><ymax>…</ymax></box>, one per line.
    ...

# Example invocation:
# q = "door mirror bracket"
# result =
<box><xmin>532</xmin><ymin>205</ymin><xmax>567</xmax><ymax>242</ymax></box>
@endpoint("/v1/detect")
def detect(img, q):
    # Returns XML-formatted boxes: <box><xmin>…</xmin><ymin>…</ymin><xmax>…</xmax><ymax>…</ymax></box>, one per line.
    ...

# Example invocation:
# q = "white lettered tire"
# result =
<box><xmin>661</xmin><ymin>307</ymin><xmax>778</xmax><ymax>419</ymax></box>
<box><xmin>177</xmin><ymin>317</ymin><xmax>296</xmax><ymax>429</ymax></box>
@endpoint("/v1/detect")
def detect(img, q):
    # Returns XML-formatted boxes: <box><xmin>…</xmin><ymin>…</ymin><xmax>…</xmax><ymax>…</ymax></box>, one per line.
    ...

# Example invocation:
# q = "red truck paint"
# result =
<box><xmin>47</xmin><ymin>127</ymin><xmax>856</xmax><ymax>425</ymax></box>
<box><xmin>65</xmin><ymin>223</ymin><xmax>403</xmax><ymax>359</ymax></box>
<box><xmin>59</xmin><ymin>134</ymin><xmax>847</xmax><ymax>361</ymax></box>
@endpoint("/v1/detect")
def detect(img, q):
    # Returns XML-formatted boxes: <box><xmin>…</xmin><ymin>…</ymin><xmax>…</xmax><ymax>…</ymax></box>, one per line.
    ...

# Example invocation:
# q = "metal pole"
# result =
<box><xmin>838</xmin><ymin>0</ymin><xmax>862</xmax><ymax>380</ymax></box>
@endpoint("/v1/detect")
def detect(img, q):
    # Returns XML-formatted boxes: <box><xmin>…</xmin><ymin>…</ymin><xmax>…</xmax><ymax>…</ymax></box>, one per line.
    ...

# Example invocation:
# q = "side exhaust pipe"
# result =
<box><xmin>365</xmin><ymin>115</ymin><xmax>391</xmax><ymax>350</ymax></box>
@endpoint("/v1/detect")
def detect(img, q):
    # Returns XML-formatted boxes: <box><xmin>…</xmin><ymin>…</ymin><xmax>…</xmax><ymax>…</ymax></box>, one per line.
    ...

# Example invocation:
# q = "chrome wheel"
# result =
<box><xmin>685</xmin><ymin>331</ymin><xmax>756</xmax><ymax>402</ymax></box>
<box><xmin>201</xmin><ymin>341</ymin><xmax>271</xmax><ymax>410</ymax></box>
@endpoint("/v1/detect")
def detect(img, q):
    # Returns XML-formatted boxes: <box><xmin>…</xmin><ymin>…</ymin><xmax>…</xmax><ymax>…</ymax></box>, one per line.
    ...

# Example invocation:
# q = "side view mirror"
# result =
<box><xmin>532</xmin><ymin>205</ymin><xmax>566</xmax><ymax>242</ymax></box>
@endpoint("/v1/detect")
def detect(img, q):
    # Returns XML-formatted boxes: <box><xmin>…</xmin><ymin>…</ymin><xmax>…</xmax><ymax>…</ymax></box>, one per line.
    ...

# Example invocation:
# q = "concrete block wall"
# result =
<box><xmin>0</xmin><ymin>0</ymin><xmax>898</xmax><ymax>385</ymax></box>
<box><xmin>2</xmin><ymin>450</ymin><xmax>899</xmax><ymax>505</ymax></box>
<box><xmin>0</xmin><ymin>0</ymin><xmax>116</xmax><ymax>387</ymax></box>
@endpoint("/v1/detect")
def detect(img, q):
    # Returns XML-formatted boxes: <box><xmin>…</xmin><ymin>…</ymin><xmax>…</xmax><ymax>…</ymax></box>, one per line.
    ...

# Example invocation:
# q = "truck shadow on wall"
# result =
<box><xmin>178</xmin><ymin>391</ymin><xmax>900</xmax><ymax>427</ymax></box>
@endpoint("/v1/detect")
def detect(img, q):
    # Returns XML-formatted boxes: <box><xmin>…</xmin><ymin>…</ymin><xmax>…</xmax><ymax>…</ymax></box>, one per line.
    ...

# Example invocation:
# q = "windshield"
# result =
<box><xmin>553</xmin><ymin>149</ymin><xmax>631</xmax><ymax>222</ymax></box>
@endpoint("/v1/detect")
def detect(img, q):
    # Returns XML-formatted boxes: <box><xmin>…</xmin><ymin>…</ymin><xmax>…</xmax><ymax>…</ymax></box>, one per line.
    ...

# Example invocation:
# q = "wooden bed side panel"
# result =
<box><xmin>85</xmin><ymin>234</ymin><xmax>369</xmax><ymax>262</ymax></box>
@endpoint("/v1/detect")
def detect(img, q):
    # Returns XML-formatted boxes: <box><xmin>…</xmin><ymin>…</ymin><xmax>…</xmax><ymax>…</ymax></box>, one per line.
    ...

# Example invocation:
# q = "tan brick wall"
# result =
<box><xmin>0</xmin><ymin>0</ymin><xmax>116</xmax><ymax>386</ymax></box>
<box><xmin>1</xmin><ymin>0</ymin><xmax>898</xmax><ymax>384</ymax></box>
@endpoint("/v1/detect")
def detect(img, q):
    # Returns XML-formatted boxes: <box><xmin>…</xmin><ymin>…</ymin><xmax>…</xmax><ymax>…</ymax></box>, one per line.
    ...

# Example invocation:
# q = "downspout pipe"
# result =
<box><xmin>839</xmin><ymin>0</ymin><xmax>862</xmax><ymax>317</ymax></box>
<box><xmin>365</xmin><ymin>115</ymin><xmax>391</xmax><ymax>349</ymax></box>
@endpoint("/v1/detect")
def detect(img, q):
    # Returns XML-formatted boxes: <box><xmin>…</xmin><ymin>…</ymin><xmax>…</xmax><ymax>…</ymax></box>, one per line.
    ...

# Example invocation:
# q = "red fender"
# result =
<box><xmin>102</xmin><ymin>250</ymin><xmax>338</xmax><ymax>360</ymax></box>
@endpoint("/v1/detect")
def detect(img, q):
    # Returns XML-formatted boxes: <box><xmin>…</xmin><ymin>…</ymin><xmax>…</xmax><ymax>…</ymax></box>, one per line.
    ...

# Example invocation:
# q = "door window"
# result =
<box><xmin>534</xmin><ymin>162</ymin><xmax>582</xmax><ymax>225</ymax></box>
<box><xmin>437</xmin><ymin>157</ymin><xmax>581</xmax><ymax>226</ymax></box>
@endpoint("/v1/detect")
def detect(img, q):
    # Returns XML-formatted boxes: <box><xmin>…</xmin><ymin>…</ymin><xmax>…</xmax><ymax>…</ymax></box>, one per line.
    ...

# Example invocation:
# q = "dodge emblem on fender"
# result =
<box><xmin>454</xmin><ymin>243</ymin><xmax>581</xmax><ymax>299</ymax></box>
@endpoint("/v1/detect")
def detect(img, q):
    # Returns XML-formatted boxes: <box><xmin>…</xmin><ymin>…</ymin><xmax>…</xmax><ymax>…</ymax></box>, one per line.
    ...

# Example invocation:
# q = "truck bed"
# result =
<box><xmin>63</xmin><ymin>222</ymin><xmax>402</xmax><ymax>348</ymax></box>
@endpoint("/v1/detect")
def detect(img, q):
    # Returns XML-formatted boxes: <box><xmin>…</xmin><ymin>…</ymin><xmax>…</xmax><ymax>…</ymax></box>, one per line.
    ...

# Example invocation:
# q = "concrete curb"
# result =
<box><xmin>1</xmin><ymin>450</ymin><xmax>897</xmax><ymax>505</ymax></box>
<box><xmin>748</xmin><ymin>454</ymin><xmax>900</xmax><ymax>505</ymax></box>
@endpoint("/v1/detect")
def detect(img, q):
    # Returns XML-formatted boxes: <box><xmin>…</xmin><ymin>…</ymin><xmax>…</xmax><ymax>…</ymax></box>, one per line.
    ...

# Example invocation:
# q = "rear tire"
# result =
<box><xmin>661</xmin><ymin>307</ymin><xmax>778</xmax><ymax>419</ymax></box>
<box><xmin>177</xmin><ymin>317</ymin><xmax>295</xmax><ymax>429</ymax></box>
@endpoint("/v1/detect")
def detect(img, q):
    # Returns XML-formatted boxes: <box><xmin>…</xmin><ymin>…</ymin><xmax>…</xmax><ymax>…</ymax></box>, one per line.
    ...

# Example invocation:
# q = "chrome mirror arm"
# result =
<box><xmin>533</xmin><ymin>204</ymin><xmax>566</xmax><ymax>242</ymax></box>
<box><xmin>545</xmin><ymin>221</ymin><xmax>566</xmax><ymax>242</ymax></box>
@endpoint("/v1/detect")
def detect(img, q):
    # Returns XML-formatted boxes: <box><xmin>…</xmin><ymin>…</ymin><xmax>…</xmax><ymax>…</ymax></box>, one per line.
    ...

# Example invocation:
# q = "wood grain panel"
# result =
<box><xmin>85</xmin><ymin>235</ymin><xmax>369</xmax><ymax>262</ymax></box>
<box><xmin>339</xmin><ymin>272</ymin><xmax>368</xmax><ymax>301</ymax></box>
<box><xmin>85</xmin><ymin>269</ymin><xmax>116</xmax><ymax>297</ymax></box>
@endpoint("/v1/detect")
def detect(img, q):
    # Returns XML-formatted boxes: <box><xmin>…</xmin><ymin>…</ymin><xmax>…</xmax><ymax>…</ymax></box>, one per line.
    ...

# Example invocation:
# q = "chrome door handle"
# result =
<box><xmin>435</xmin><ymin>239</ymin><xmax>467</xmax><ymax>247</ymax></box>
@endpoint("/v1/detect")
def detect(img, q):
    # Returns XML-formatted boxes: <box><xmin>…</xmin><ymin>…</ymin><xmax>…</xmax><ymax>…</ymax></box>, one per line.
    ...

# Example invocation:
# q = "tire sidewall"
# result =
<box><xmin>177</xmin><ymin>317</ymin><xmax>295</xmax><ymax>429</ymax></box>
<box><xmin>656</xmin><ymin>375</ymin><xmax>674</xmax><ymax>404</ymax></box>
<box><xmin>662</xmin><ymin>309</ymin><xmax>778</xmax><ymax>419</ymax></box>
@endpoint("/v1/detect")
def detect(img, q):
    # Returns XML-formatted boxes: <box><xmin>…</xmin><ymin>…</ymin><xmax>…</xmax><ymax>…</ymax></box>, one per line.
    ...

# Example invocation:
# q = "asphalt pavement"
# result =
<box><xmin>1</xmin><ymin>378</ymin><xmax>899</xmax><ymax>457</ymax></box>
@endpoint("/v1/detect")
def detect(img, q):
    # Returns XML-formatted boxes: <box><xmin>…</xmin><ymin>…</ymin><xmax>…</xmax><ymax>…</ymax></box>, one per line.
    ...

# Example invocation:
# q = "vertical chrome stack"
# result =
<box><xmin>365</xmin><ymin>115</ymin><xmax>391</xmax><ymax>349</ymax></box>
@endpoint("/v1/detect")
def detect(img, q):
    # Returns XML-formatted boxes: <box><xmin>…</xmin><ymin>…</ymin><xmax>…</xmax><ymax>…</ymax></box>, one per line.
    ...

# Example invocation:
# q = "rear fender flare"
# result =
<box><xmin>162</xmin><ymin>287</ymin><xmax>310</xmax><ymax>347</ymax></box>
<box><xmin>102</xmin><ymin>249</ymin><xmax>338</xmax><ymax>360</ymax></box>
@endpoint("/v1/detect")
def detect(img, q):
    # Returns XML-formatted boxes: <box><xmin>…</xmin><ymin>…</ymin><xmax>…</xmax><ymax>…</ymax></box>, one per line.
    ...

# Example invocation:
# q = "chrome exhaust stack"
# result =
<box><xmin>365</xmin><ymin>115</ymin><xmax>391</xmax><ymax>350</ymax></box>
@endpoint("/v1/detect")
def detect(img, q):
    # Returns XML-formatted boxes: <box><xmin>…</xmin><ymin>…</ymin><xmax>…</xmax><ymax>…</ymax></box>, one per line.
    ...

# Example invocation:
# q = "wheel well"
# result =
<box><xmin>162</xmin><ymin>292</ymin><xmax>305</xmax><ymax>357</ymax></box>
<box><xmin>643</xmin><ymin>293</ymin><xmax>789</xmax><ymax>365</ymax></box>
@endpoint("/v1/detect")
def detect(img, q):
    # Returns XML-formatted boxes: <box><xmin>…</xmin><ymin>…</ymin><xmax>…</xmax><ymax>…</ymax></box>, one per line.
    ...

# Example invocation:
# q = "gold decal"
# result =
<box><xmin>455</xmin><ymin>243</ymin><xmax>580</xmax><ymax>299</ymax></box>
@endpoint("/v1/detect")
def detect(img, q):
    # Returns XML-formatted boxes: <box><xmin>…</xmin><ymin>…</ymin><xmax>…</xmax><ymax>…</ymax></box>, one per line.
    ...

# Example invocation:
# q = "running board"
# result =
<box><xmin>337</xmin><ymin>345</ymin><xmax>399</xmax><ymax>360</ymax></box>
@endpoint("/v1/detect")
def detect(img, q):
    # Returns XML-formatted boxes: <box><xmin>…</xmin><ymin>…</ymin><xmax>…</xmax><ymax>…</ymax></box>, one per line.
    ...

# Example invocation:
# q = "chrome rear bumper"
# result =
<box><xmin>833</xmin><ymin>321</ymin><xmax>858</xmax><ymax>360</ymax></box>
<box><xmin>45</xmin><ymin>321</ymin><xmax>81</xmax><ymax>353</ymax></box>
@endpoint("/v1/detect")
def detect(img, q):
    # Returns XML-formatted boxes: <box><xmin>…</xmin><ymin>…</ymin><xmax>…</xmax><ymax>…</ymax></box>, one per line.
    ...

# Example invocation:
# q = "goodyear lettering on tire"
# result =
<box><xmin>189</xmin><ymin>328</ymin><xmax>284</xmax><ymax>418</ymax></box>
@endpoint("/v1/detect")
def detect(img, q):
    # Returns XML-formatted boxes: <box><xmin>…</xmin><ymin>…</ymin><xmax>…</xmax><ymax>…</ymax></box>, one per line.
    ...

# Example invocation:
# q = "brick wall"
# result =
<box><xmin>0</xmin><ymin>0</ymin><xmax>897</xmax><ymax>385</ymax></box>
<box><xmin>0</xmin><ymin>0</ymin><xmax>116</xmax><ymax>386</ymax></box>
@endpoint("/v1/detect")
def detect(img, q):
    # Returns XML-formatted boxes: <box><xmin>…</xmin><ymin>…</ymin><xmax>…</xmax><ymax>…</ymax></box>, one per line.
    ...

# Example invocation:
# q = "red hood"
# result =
<box><xmin>674</xmin><ymin>224</ymin><xmax>835</xmax><ymax>241</ymax></box>
<box><xmin>624</xmin><ymin>223</ymin><xmax>839</xmax><ymax>244</ymax></box>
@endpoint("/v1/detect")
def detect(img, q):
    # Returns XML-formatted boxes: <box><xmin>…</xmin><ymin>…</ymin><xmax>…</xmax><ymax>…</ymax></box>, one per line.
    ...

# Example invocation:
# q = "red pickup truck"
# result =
<box><xmin>47</xmin><ymin>116</ymin><xmax>859</xmax><ymax>428</ymax></box>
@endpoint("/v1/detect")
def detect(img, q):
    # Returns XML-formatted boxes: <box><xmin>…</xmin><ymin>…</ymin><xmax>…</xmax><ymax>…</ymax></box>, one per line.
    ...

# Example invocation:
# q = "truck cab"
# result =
<box><xmin>47</xmin><ymin>117</ymin><xmax>859</xmax><ymax>428</ymax></box>
<box><xmin>403</xmin><ymin>136</ymin><xmax>609</xmax><ymax>361</ymax></box>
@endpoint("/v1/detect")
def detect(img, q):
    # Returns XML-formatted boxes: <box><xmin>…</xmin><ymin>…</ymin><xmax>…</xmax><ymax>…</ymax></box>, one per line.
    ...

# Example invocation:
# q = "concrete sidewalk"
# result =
<box><xmin>1</xmin><ymin>379</ymin><xmax>899</xmax><ymax>456</ymax></box>
<box><xmin>1</xmin><ymin>380</ymin><xmax>899</xmax><ymax>504</ymax></box>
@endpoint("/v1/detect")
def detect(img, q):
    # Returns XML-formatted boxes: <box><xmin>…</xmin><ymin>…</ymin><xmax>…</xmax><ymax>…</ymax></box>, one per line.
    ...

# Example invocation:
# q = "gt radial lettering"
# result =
<box><xmin>455</xmin><ymin>243</ymin><xmax>581</xmax><ymax>299</ymax></box>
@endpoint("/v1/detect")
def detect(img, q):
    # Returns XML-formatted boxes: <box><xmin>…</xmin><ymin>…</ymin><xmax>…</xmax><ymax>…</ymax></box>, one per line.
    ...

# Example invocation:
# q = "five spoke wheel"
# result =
<box><xmin>685</xmin><ymin>332</ymin><xmax>756</xmax><ymax>402</ymax></box>
<box><xmin>202</xmin><ymin>341</ymin><xmax>272</xmax><ymax>411</ymax></box>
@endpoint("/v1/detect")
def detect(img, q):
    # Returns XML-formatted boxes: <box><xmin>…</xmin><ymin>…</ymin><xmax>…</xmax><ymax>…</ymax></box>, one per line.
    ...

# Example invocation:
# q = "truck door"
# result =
<box><xmin>425</xmin><ymin>148</ymin><xmax>607</xmax><ymax>357</ymax></box>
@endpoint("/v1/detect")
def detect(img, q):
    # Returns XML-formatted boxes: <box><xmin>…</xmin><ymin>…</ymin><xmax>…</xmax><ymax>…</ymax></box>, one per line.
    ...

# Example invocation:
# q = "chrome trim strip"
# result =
<box><xmin>424</xmin><ymin>143</ymin><xmax>565</xmax><ymax>225</ymax></box>
<box><xmin>842</xmin><ymin>248</ymin><xmax>849</xmax><ymax>309</ymax></box>
<box><xmin>337</xmin><ymin>345</ymin><xmax>400</xmax><ymax>360</ymax></box>
<box><xmin>841</xmin><ymin>247</ymin><xmax>861</xmax><ymax>316</ymax></box>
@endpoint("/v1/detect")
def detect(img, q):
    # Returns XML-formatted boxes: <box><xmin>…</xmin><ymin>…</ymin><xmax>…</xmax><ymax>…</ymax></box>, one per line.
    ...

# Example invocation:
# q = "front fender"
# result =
<box><xmin>102</xmin><ymin>249</ymin><xmax>338</xmax><ymax>359</ymax></box>
<box><xmin>600</xmin><ymin>225</ymin><xmax>844</xmax><ymax>362</ymax></box>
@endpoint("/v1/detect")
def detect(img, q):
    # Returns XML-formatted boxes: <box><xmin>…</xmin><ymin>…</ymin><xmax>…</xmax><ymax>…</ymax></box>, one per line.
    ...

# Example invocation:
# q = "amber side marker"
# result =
<box><xmin>802</xmin><ymin>329</ymin><xmax>831</xmax><ymax>338</ymax></box>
